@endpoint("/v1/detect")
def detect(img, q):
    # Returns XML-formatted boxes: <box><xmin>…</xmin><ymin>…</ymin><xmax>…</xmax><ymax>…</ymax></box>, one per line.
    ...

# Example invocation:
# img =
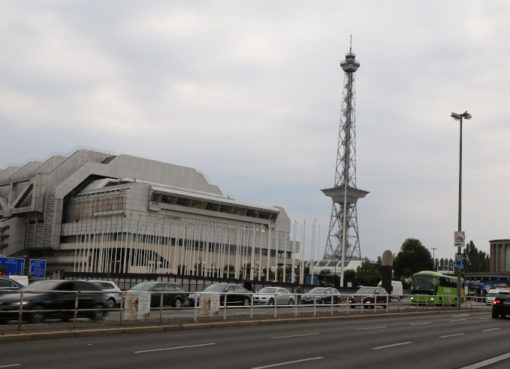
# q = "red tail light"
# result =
<box><xmin>493</xmin><ymin>299</ymin><xmax>501</xmax><ymax>305</ymax></box>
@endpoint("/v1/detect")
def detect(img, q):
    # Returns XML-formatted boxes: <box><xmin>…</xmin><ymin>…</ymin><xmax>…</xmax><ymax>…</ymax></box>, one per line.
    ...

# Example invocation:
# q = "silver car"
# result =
<box><xmin>253</xmin><ymin>287</ymin><xmax>295</xmax><ymax>305</ymax></box>
<box><xmin>90</xmin><ymin>280</ymin><xmax>122</xmax><ymax>308</ymax></box>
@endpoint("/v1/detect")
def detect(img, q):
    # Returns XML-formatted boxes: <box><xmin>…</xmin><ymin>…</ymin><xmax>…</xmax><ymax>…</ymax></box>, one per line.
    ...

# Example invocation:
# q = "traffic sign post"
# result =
<box><xmin>454</xmin><ymin>231</ymin><xmax>465</xmax><ymax>247</ymax></box>
<box><xmin>0</xmin><ymin>257</ymin><xmax>25</xmax><ymax>275</ymax></box>
<box><xmin>29</xmin><ymin>259</ymin><xmax>47</xmax><ymax>279</ymax></box>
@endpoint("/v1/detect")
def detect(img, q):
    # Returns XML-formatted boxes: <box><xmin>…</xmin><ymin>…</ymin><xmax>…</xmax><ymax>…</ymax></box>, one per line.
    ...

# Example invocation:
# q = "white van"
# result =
<box><xmin>486</xmin><ymin>288</ymin><xmax>510</xmax><ymax>305</ymax></box>
<box><xmin>378</xmin><ymin>281</ymin><xmax>403</xmax><ymax>297</ymax></box>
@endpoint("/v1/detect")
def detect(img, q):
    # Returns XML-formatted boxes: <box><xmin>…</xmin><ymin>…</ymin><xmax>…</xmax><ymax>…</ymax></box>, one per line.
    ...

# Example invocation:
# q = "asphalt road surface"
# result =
<box><xmin>2</xmin><ymin>311</ymin><xmax>509</xmax><ymax>369</ymax></box>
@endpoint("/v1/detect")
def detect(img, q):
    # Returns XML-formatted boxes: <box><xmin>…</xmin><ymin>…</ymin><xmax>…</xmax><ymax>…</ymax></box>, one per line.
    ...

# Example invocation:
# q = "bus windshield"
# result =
<box><xmin>412</xmin><ymin>275</ymin><xmax>434</xmax><ymax>294</ymax></box>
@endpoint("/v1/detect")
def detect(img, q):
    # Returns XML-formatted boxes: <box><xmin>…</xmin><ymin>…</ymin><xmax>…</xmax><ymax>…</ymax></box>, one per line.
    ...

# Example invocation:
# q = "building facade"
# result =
<box><xmin>490</xmin><ymin>239</ymin><xmax>510</xmax><ymax>273</ymax></box>
<box><xmin>0</xmin><ymin>150</ymin><xmax>297</xmax><ymax>279</ymax></box>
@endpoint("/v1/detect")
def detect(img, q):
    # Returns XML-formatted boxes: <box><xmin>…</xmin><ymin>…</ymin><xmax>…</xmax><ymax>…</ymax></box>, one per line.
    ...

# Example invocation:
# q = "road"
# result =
<box><xmin>2</xmin><ymin>311</ymin><xmax>509</xmax><ymax>369</ymax></box>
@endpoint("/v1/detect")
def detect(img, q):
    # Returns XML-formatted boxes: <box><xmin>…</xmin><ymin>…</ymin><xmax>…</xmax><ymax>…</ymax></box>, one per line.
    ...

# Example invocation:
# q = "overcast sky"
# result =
<box><xmin>1</xmin><ymin>1</ymin><xmax>509</xmax><ymax>262</ymax></box>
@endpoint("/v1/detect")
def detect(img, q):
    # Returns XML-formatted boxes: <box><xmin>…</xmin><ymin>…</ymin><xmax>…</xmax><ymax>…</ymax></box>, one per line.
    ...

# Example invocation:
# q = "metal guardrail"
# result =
<box><xmin>0</xmin><ymin>291</ymin><xmax>490</xmax><ymax>331</ymax></box>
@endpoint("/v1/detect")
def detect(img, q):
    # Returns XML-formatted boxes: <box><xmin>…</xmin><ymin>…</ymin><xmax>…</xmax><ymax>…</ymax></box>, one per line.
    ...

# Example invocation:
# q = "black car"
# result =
<box><xmin>0</xmin><ymin>277</ymin><xmax>24</xmax><ymax>293</ymax></box>
<box><xmin>348</xmin><ymin>286</ymin><xmax>390</xmax><ymax>308</ymax></box>
<box><xmin>0</xmin><ymin>280</ymin><xmax>107</xmax><ymax>323</ymax></box>
<box><xmin>128</xmin><ymin>282</ymin><xmax>187</xmax><ymax>308</ymax></box>
<box><xmin>492</xmin><ymin>292</ymin><xmax>510</xmax><ymax>319</ymax></box>
<box><xmin>188</xmin><ymin>284</ymin><xmax>251</xmax><ymax>306</ymax></box>
<box><xmin>300</xmin><ymin>287</ymin><xmax>341</xmax><ymax>304</ymax></box>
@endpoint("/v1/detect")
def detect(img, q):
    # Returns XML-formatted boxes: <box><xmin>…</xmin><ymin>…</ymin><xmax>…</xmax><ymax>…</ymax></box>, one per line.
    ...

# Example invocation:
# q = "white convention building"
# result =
<box><xmin>0</xmin><ymin>150</ymin><xmax>298</xmax><ymax>280</ymax></box>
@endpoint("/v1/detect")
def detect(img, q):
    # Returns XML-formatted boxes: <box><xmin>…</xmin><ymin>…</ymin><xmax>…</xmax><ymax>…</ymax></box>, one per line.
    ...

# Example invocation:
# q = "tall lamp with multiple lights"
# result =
<box><xmin>450</xmin><ymin>110</ymin><xmax>471</xmax><ymax>309</ymax></box>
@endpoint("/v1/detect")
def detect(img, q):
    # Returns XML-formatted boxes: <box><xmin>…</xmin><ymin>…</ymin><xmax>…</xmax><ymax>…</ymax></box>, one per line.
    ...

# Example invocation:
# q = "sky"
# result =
<box><xmin>1</xmin><ymin>1</ymin><xmax>509</xmax><ymax>262</ymax></box>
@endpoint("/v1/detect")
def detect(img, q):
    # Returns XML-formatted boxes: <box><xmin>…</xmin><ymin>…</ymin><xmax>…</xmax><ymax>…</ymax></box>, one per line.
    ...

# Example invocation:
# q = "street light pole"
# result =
<box><xmin>451</xmin><ymin>110</ymin><xmax>471</xmax><ymax>309</ymax></box>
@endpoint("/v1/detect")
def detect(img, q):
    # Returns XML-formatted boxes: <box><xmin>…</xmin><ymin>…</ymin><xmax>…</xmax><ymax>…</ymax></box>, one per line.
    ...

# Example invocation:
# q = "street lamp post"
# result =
<box><xmin>451</xmin><ymin>110</ymin><xmax>471</xmax><ymax>309</ymax></box>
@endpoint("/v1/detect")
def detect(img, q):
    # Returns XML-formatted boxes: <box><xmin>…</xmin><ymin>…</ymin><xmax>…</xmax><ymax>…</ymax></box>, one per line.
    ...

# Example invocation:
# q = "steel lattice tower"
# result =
<box><xmin>321</xmin><ymin>42</ymin><xmax>368</xmax><ymax>270</ymax></box>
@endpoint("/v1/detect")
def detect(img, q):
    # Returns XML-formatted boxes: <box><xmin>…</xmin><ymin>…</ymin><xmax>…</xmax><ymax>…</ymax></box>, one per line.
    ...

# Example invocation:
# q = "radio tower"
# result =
<box><xmin>321</xmin><ymin>38</ymin><xmax>368</xmax><ymax>285</ymax></box>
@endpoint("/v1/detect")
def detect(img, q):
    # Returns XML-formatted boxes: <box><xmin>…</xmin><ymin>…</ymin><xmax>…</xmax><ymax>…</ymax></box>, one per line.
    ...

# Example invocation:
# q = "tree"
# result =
<box><xmin>393</xmin><ymin>238</ymin><xmax>433</xmax><ymax>279</ymax></box>
<box><xmin>356</xmin><ymin>258</ymin><xmax>381</xmax><ymax>286</ymax></box>
<box><xmin>462</xmin><ymin>240</ymin><xmax>490</xmax><ymax>272</ymax></box>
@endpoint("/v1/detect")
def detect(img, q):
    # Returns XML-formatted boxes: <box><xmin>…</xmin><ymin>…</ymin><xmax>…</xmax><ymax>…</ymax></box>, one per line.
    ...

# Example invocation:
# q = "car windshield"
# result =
<box><xmin>259</xmin><ymin>287</ymin><xmax>278</xmax><ymax>294</ymax></box>
<box><xmin>204</xmin><ymin>284</ymin><xmax>227</xmax><ymax>292</ymax></box>
<box><xmin>131</xmin><ymin>282</ymin><xmax>156</xmax><ymax>291</ymax></box>
<box><xmin>23</xmin><ymin>280</ymin><xmax>60</xmax><ymax>292</ymax></box>
<box><xmin>308</xmin><ymin>288</ymin><xmax>328</xmax><ymax>294</ymax></box>
<box><xmin>356</xmin><ymin>287</ymin><xmax>376</xmax><ymax>294</ymax></box>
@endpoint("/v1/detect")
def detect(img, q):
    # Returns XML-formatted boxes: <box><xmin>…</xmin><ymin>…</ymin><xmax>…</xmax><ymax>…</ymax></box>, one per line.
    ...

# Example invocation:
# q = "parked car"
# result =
<box><xmin>253</xmin><ymin>287</ymin><xmax>295</xmax><ymax>305</ymax></box>
<box><xmin>128</xmin><ymin>282</ymin><xmax>187</xmax><ymax>308</ymax></box>
<box><xmin>188</xmin><ymin>284</ymin><xmax>251</xmax><ymax>306</ymax></box>
<box><xmin>348</xmin><ymin>286</ymin><xmax>389</xmax><ymax>308</ymax></box>
<box><xmin>300</xmin><ymin>287</ymin><xmax>341</xmax><ymax>304</ymax></box>
<box><xmin>0</xmin><ymin>277</ymin><xmax>24</xmax><ymax>293</ymax></box>
<box><xmin>0</xmin><ymin>280</ymin><xmax>107</xmax><ymax>323</ymax></box>
<box><xmin>89</xmin><ymin>280</ymin><xmax>122</xmax><ymax>308</ymax></box>
<box><xmin>492</xmin><ymin>292</ymin><xmax>510</xmax><ymax>318</ymax></box>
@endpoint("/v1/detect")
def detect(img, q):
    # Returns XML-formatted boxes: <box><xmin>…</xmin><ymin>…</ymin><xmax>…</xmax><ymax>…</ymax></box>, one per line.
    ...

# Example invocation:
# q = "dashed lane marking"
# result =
<box><xmin>439</xmin><ymin>333</ymin><xmax>465</xmax><ymax>339</ymax></box>
<box><xmin>271</xmin><ymin>333</ymin><xmax>320</xmax><ymax>339</ymax></box>
<box><xmin>134</xmin><ymin>343</ymin><xmax>216</xmax><ymax>354</ymax></box>
<box><xmin>355</xmin><ymin>326</ymin><xmax>387</xmax><ymax>331</ymax></box>
<box><xmin>458</xmin><ymin>351</ymin><xmax>510</xmax><ymax>369</ymax></box>
<box><xmin>482</xmin><ymin>328</ymin><xmax>501</xmax><ymax>332</ymax></box>
<box><xmin>410</xmin><ymin>322</ymin><xmax>432</xmax><ymax>326</ymax></box>
<box><xmin>251</xmin><ymin>356</ymin><xmax>324</xmax><ymax>369</ymax></box>
<box><xmin>372</xmin><ymin>342</ymin><xmax>412</xmax><ymax>350</ymax></box>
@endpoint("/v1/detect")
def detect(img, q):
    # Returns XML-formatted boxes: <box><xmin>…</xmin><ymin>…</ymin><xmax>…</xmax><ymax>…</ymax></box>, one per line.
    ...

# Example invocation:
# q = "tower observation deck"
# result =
<box><xmin>321</xmin><ymin>42</ymin><xmax>368</xmax><ymax>277</ymax></box>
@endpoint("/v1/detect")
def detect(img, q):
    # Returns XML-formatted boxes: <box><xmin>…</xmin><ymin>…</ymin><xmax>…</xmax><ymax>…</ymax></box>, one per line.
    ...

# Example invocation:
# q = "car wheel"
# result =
<box><xmin>289</xmin><ymin>299</ymin><xmax>294</xmax><ymax>305</ymax></box>
<box><xmin>91</xmin><ymin>304</ymin><xmax>105</xmax><ymax>321</ymax></box>
<box><xmin>243</xmin><ymin>298</ymin><xmax>250</xmax><ymax>306</ymax></box>
<box><xmin>268</xmin><ymin>298</ymin><xmax>275</xmax><ymax>305</ymax></box>
<box><xmin>492</xmin><ymin>312</ymin><xmax>499</xmax><ymax>319</ymax></box>
<box><xmin>30</xmin><ymin>305</ymin><xmax>45</xmax><ymax>324</ymax></box>
<box><xmin>174</xmin><ymin>298</ymin><xmax>182</xmax><ymax>309</ymax></box>
<box><xmin>106</xmin><ymin>298</ymin><xmax>116</xmax><ymax>309</ymax></box>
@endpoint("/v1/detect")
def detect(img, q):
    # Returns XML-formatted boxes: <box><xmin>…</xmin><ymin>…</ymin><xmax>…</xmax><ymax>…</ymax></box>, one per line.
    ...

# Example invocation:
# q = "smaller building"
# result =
<box><xmin>490</xmin><ymin>239</ymin><xmax>510</xmax><ymax>273</ymax></box>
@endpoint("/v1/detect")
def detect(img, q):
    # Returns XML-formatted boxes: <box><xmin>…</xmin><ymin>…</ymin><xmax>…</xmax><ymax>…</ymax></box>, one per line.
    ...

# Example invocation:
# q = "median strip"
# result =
<box><xmin>134</xmin><ymin>342</ymin><xmax>216</xmax><ymax>354</ymax></box>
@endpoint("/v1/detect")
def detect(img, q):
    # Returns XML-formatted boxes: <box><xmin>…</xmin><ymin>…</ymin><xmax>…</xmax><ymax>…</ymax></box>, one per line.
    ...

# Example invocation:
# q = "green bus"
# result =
<box><xmin>410</xmin><ymin>271</ymin><xmax>463</xmax><ymax>305</ymax></box>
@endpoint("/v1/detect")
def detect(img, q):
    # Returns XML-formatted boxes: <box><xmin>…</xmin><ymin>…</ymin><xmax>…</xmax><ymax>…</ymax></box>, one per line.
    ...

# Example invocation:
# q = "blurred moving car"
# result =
<box><xmin>90</xmin><ymin>280</ymin><xmax>122</xmax><ymax>308</ymax></box>
<box><xmin>348</xmin><ymin>286</ymin><xmax>389</xmax><ymax>308</ymax></box>
<box><xmin>300</xmin><ymin>287</ymin><xmax>341</xmax><ymax>304</ymax></box>
<box><xmin>492</xmin><ymin>292</ymin><xmax>510</xmax><ymax>318</ymax></box>
<box><xmin>0</xmin><ymin>277</ymin><xmax>24</xmax><ymax>293</ymax></box>
<box><xmin>0</xmin><ymin>280</ymin><xmax>107</xmax><ymax>323</ymax></box>
<box><xmin>253</xmin><ymin>287</ymin><xmax>295</xmax><ymax>305</ymax></box>
<box><xmin>128</xmin><ymin>282</ymin><xmax>187</xmax><ymax>308</ymax></box>
<box><xmin>188</xmin><ymin>284</ymin><xmax>250</xmax><ymax>306</ymax></box>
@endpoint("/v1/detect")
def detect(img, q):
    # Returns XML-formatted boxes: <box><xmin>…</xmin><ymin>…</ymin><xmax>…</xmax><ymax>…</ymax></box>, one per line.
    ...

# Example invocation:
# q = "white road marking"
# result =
<box><xmin>453</xmin><ymin>314</ymin><xmax>470</xmax><ymax>317</ymax></box>
<box><xmin>271</xmin><ymin>333</ymin><xmax>320</xmax><ymax>339</ymax></box>
<box><xmin>450</xmin><ymin>319</ymin><xmax>467</xmax><ymax>322</ymax></box>
<box><xmin>482</xmin><ymin>328</ymin><xmax>501</xmax><ymax>332</ymax></box>
<box><xmin>134</xmin><ymin>342</ymin><xmax>216</xmax><ymax>354</ymax></box>
<box><xmin>251</xmin><ymin>356</ymin><xmax>324</xmax><ymax>368</ymax></box>
<box><xmin>372</xmin><ymin>341</ymin><xmax>412</xmax><ymax>350</ymax></box>
<box><xmin>356</xmin><ymin>326</ymin><xmax>387</xmax><ymax>331</ymax></box>
<box><xmin>458</xmin><ymin>351</ymin><xmax>510</xmax><ymax>369</ymax></box>
<box><xmin>0</xmin><ymin>365</ymin><xmax>21</xmax><ymax>368</ymax></box>
<box><xmin>410</xmin><ymin>321</ymin><xmax>432</xmax><ymax>326</ymax></box>
<box><xmin>439</xmin><ymin>333</ymin><xmax>465</xmax><ymax>339</ymax></box>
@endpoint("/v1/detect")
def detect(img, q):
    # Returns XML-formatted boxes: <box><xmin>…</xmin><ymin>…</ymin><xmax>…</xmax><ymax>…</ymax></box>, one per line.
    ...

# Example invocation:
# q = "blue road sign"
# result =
<box><xmin>0</xmin><ymin>257</ymin><xmax>25</xmax><ymax>275</ymax></box>
<box><xmin>29</xmin><ymin>259</ymin><xmax>46</xmax><ymax>278</ymax></box>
